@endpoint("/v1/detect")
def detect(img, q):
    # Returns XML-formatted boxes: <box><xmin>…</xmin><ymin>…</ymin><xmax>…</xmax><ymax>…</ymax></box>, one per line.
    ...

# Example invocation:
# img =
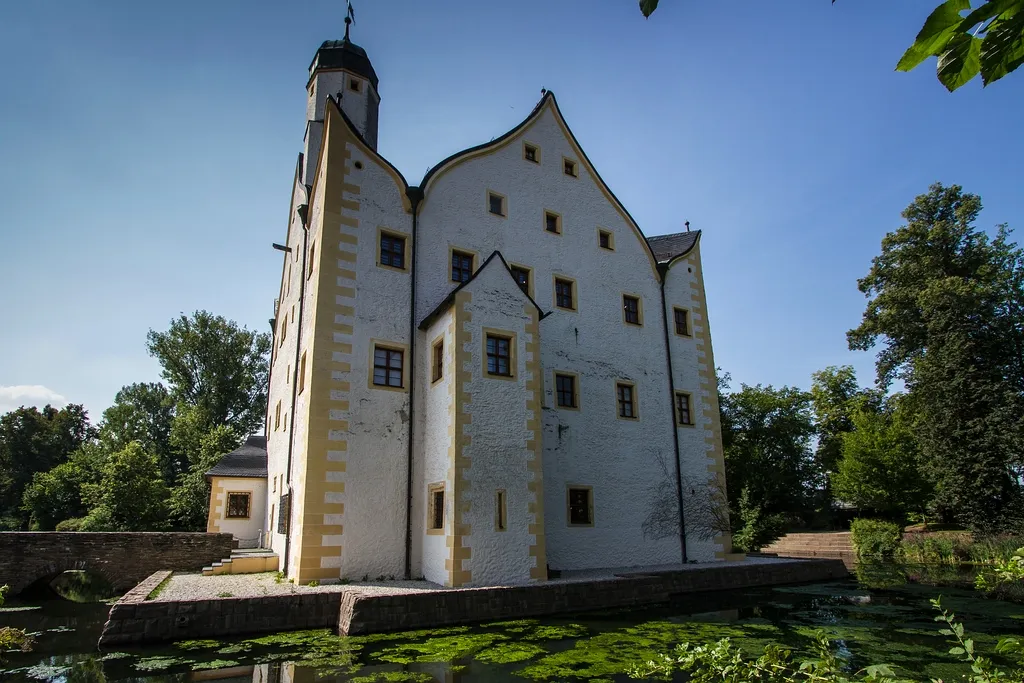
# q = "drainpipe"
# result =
<box><xmin>282</xmin><ymin>202</ymin><xmax>310</xmax><ymax>576</ymax></box>
<box><xmin>658</xmin><ymin>264</ymin><xmax>688</xmax><ymax>563</ymax></box>
<box><xmin>403</xmin><ymin>186</ymin><xmax>424</xmax><ymax>579</ymax></box>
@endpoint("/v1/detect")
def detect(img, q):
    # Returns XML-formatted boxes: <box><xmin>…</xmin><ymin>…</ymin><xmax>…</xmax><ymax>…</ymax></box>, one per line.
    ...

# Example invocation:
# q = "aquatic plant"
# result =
<box><xmin>348</xmin><ymin>672</ymin><xmax>434</xmax><ymax>683</ymax></box>
<box><xmin>475</xmin><ymin>642</ymin><xmax>547</xmax><ymax>664</ymax></box>
<box><xmin>191</xmin><ymin>659</ymin><xmax>240</xmax><ymax>670</ymax></box>
<box><xmin>175</xmin><ymin>639</ymin><xmax>221</xmax><ymax>650</ymax></box>
<box><xmin>133</xmin><ymin>656</ymin><xmax>188</xmax><ymax>671</ymax></box>
<box><xmin>0</xmin><ymin>586</ymin><xmax>34</xmax><ymax>657</ymax></box>
<box><xmin>975</xmin><ymin>547</ymin><xmax>1024</xmax><ymax>599</ymax></box>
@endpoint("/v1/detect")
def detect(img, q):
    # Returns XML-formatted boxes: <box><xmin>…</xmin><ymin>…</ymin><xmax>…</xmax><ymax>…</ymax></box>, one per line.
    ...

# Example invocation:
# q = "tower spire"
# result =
<box><xmin>344</xmin><ymin>1</ymin><xmax>355</xmax><ymax>41</ymax></box>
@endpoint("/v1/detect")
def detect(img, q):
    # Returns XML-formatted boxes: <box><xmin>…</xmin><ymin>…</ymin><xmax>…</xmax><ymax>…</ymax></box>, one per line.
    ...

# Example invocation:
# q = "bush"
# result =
<box><xmin>0</xmin><ymin>586</ymin><xmax>33</xmax><ymax>658</ymax></box>
<box><xmin>850</xmin><ymin>518</ymin><xmax>902</xmax><ymax>559</ymax></box>
<box><xmin>55</xmin><ymin>517</ymin><xmax>85</xmax><ymax>532</ymax></box>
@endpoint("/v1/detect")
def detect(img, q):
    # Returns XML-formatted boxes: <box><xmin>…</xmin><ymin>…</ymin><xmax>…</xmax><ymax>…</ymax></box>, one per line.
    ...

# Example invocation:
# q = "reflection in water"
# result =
<box><xmin>49</xmin><ymin>571</ymin><xmax>117</xmax><ymax>603</ymax></box>
<box><xmin>1</xmin><ymin>574</ymin><xmax>1021</xmax><ymax>683</ymax></box>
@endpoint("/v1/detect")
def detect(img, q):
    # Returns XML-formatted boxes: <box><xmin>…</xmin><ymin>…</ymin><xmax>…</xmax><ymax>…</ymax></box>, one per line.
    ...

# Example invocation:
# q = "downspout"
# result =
<box><xmin>282</xmin><ymin>201</ymin><xmax>310</xmax><ymax>576</ymax></box>
<box><xmin>403</xmin><ymin>186</ymin><xmax>424</xmax><ymax>579</ymax></box>
<box><xmin>658</xmin><ymin>263</ymin><xmax>688</xmax><ymax>563</ymax></box>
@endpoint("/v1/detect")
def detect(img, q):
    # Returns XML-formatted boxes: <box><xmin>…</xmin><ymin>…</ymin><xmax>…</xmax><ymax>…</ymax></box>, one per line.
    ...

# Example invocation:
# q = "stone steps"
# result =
<box><xmin>202</xmin><ymin>551</ymin><xmax>279</xmax><ymax>576</ymax></box>
<box><xmin>762</xmin><ymin>532</ymin><xmax>855</xmax><ymax>563</ymax></box>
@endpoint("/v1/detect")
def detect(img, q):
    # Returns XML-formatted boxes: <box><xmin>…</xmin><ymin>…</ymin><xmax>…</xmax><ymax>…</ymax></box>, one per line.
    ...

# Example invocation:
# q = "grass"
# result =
<box><xmin>145</xmin><ymin>573</ymin><xmax>173</xmax><ymax>601</ymax></box>
<box><xmin>900</xmin><ymin>532</ymin><xmax>1024</xmax><ymax>565</ymax></box>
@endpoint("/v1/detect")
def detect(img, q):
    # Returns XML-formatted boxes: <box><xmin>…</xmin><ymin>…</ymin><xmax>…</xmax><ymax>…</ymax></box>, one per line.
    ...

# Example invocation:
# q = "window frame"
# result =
<box><xmin>598</xmin><ymin>228</ymin><xmax>615</xmax><ymax>251</ymax></box>
<box><xmin>486</xmin><ymin>189</ymin><xmax>508</xmax><ymax>218</ymax></box>
<box><xmin>449</xmin><ymin>246</ymin><xmax>477</xmax><ymax>284</ymax></box>
<box><xmin>483</xmin><ymin>328</ymin><xmax>516</xmax><ymax>380</ymax></box>
<box><xmin>523</xmin><ymin>141</ymin><xmax>540</xmax><ymax>164</ymax></box>
<box><xmin>226</xmin><ymin>492</ymin><xmax>252</xmax><ymax>520</ymax></box>
<box><xmin>562</xmin><ymin>156</ymin><xmax>579</xmax><ymax>178</ymax></box>
<box><xmin>675</xmin><ymin>390</ymin><xmax>696</xmax><ymax>427</ymax></box>
<box><xmin>377</xmin><ymin>227</ymin><xmax>408</xmax><ymax>272</ymax></box>
<box><xmin>298</xmin><ymin>351</ymin><xmax>307</xmax><ymax>394</ymax></box>
<box><xmin>543</xmin><ymin>210</ymin><xmax>562</xmax><ymax>235</ymax></box>
<box><xmin>566</xmin><ymin>485</ymin><xmax>594</xmax><ymax>527</ymax></box>
<box><xmin>509</xmin><ymin>263</ymin><xmax>533</xmax><ymax>299</ymax></box>
<box><xmin>673</xmin><ymin>306</ymin><xmax>692</xmax><ymax>337</ymax></box>
<box><xmin>622</xmin><ymin>293</ymin><xmax>644</xmax><ymax>327</ymax></box>
<box><xmin>552</xmin><ymin>275</ymin><xmax>577</xmax><ymax>312</ymax></box>
<box><xmin>553</xmin><ymin>370</ymin><xmax>580</xmax><ymax>411</ymax></box>
<box><xmin>307</xmin><ymin>241</ymin><xmax>316</xmax><ymax>280</ymax></box>
<box><xmin>274</xmin><ymin>400</ymin><xmax>281</xmax><ymax>430</ymax></box>
<box><xmin>495</xmin><ymin>489</ymin><xmax>507</xmax><ymax>532</ymax></box>
<box><xmin>349</xmin><ymin>75</ymin><xmax>362</xmax><ymax>92</ymax></box>
<box><xmin>427</xmin><ymin>482</ymin><xmax>445</xmax><ymax>535</ymax></box>
<box><xmin>616</xmin><ymin>380</ymin><xmax>639</xmax><ymax>420</ymax></box>
<box><xmin>431</xmin><ymin>336</ymin><xmax>444</xmax><ymax>384</ymax></box>
<box><xmin>369</xmin><ymin>340</ymin><xmax>409</xmax><ymax>392</ymax></box>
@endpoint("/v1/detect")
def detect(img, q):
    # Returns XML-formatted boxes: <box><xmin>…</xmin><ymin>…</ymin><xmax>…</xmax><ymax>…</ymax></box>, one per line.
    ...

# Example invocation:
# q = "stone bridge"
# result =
<box><xmin>0</xmin><ymin>532</ymin><xmax>234</xmax><ymax>595</ymax></box>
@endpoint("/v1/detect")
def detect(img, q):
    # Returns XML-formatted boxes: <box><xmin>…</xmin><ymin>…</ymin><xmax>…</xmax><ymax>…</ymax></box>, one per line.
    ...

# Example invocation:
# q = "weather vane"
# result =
<box><xmin>344</xmin><ymin>1</ymin><xmax>355</xmax><ymax>41</ymax></box>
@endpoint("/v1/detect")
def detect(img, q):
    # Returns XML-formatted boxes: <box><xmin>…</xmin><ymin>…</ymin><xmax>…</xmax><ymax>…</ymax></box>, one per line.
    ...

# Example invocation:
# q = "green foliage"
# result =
<box><xmin>851</xmin><ymin>519</ymin><xmax>903</xmax><ymax>559</ymax></box>
<box><xmin>100</xmin><ymin>382</ymin><xmax>179</xmax><ymax>483</ymax></box>
<box><xmin>848</xmin><ymin>183</ymin><xmax>1024</xmax><ymax>532</ymax></box>
<box><xmin>733</xmin><ymin>487</ymin><xmax>788</xmax><ymax>551</ymax></box>
<box><xmin>168</xmin><ymin>419</ymin><xmax>239</xmax><ymax>530</ymax></box>
<box><xmin>931</xmin><ymin>598</ymin><xmax>1024</xmax><ymax>682</ymax></box>
<box><xmin>831</xmin><ymin>397</ymin><xmax>929</xmax><ymax>522</ymax></box>
<box><xmin>975</xmin><ymin>547</ymin><xmax>1024</xmax><ymax>597</ymax></box>
<box><xmin>0</xmin><ymin>586</ymin><xmax>34</xmax><ymax>658</ymax></box>
<box><xmin>81</xmin><ymin>442</ymin><xmax>170</xmax><ymax>531</ymax></box>
<box><xmin>22</xmin><ymin>443</ymin><xmax>104</xmax><ymax>530</ymax></box>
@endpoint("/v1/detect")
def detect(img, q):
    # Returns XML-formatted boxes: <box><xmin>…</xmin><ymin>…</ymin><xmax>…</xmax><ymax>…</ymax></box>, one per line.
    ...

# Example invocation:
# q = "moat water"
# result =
<box><xmin>2</xmin><ymin>569</ymin><xmax>1022</xmax><ymax>682</ymax></box>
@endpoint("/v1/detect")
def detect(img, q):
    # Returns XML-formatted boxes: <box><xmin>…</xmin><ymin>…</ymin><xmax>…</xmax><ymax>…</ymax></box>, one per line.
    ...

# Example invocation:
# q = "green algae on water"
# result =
<box><xmin>176</xmin><ymin>638</ymin><xmax>222</xmax><ymax>650</ymax></box>
<box><xmin>373</xmin><ymin>632</ymin><xmax>509</xmax><ymax>664</ymax></box>
<box><xmin>134</xmin><ymin>656</ymin><xmax>189</xmax><ymax>672</ymax></box>
<box><xmin>192</xmin><ymin>659</ymin><xmax>241</xmax><ymax>670</ymax></box>
<box><xmin>349</xmin><ymin>672</ymin><xmax>435</xmax><ymax>683</ymax></box>
<box><xmin>475</xmin><ymin>642</ymin><xmax>547</xmax><ymax>664</ymax></box>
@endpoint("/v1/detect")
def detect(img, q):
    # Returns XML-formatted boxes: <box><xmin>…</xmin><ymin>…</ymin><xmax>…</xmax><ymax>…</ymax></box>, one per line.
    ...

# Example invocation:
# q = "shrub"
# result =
<box><xmin>0</xmin><ymin>586</ymin><xmax>34</xmax><ymax>658</ymax></box>
<box><xmin>976</xmin><ymin>547</ymin><xmax>1024</xmax><ymax>603</ymax></box>
<box><xmin>850</xmin><ymin>518</ymin><xmax>902</xmax><ymax>559</ymax></box>
<box><xmin>55</xmin><ymin>517</ymin><xmax>85</xmax><ymax>532</ymax></box>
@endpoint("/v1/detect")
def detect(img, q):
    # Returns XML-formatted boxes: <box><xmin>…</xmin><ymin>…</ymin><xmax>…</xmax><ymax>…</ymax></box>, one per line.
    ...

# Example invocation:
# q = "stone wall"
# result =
<box><xmin>0</xmin><ymin>532</ymin><xmax>234</xmax><ymax>595</ymax></box>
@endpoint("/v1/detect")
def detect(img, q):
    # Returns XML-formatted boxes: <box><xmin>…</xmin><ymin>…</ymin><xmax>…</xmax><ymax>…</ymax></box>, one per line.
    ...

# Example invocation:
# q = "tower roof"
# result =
<box><xmin>309</xmin><ymin>38</ymin><xmax>379</xmax><ymax>90</ymax></box>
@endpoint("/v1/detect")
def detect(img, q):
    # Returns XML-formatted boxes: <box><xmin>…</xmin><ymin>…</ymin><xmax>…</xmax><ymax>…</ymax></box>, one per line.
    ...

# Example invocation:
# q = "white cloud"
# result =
<box><xmin>0</xmin><ymin>385</ymin><xmax>68</xmax><ymax>414</ymax></box>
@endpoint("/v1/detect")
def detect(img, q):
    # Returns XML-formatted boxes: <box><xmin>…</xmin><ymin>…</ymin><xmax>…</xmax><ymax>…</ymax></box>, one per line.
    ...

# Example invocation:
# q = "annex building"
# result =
<box><xmin>207</xmin><ymin>27</ymin><xmax>734</xmax><ymax>586</ymax></box>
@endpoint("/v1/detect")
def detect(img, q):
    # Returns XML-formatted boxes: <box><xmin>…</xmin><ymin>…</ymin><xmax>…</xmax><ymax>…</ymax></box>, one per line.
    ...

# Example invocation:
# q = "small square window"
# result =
<box><xmin>307</xmin><ymin>241</ymin><xmax>316</xmax><ymax>279</ymax></box>
<box><xmin>674</xmin><ymin>307</ymin><xmax>690</xmax><ymax>336</ymax></box>
<box><xmin>555</xmin><ymin>373</ymin><xmax>577</xmax><ymax>409</ymax></box>
<box><xmin>379</xmin><ymin>232</ymin><xmax>406</xmax><ymax>270</ymax></box>
<box><xmin>486</xmin><ymin>334</ymin><xmax>512</xmax><ymax>377</ymax></box>
<box><xmin>544</xmin><ymin>211</ymin><xmax>561</xmax><ymax>234</ymax></box>
<box><xmin>428</xmin><ymin>483</ymin><xmax>445</xmax><ymax>531</ymax></box>
<box><xmin>274</xmin><ymin>401</ymin><xmax>281</xmax><ymax>430</ymax></box>
<box><xmin>349</xmin><ymin>76</ymin><xmax>361</xmax><ymax>92</ymax></box>
<box><xmin>676</xmin><ymin>391</ymin><xmax>694</xmax><ymax>426</ymax></box>
<box><xmin>554</xmin><ymin>277</ymin><xmax>575</xmax><ymax>310</ymax></box>
<box><xmin>510</xmin><ymin>266</ymin><xmax>530</xmax><ymax>296</ymax></box>
<box><xmin>432</xmin><ymin>339</ymin><xmax>444</xmax><ymax>383</ymax></box>
<box><xmin>599</xmin><ymin>230</ymin><xmax>614</xmax><ymax>250</ymax></box>
<box><xmin>563</xmin><ymin>157</ymin><xmax>578</xmax><ymax>178</ymax></box>
<box><xmin>451</xmin><ymin>250</ymin><xmax>474</xmax><ymax>283</ymax></box>
<box><xmin>373</xmin><ymin>346</ymin><xmax>404</xmax><ymax>388</ymax></box>
<box><xmin>227</xmin><ymin>492</ymin><xmax>251</xmax><ymax>519</ymax></box>
<box><xmin>623</xmin><ymin>295</ymin><xmax>641</xmax><ymax>326</ymax></box>
<box><xmin>617</xmin><ymin>383</ymin><xmax>637</xmax><ymax>419</ymax></box>
<box><xmin>488</xmin><ymin>191</ymin><xmax>506</xmax><ymax>217</ymax></box>
<box><xmin>567</xmin><ymin>487</ymin><xmax>592</xmax><ymax>526</ymax></box>
<box><xmin>523</xmin><ymin>143</ymin><xmax>539</xmax><ymax>163</ymax></box>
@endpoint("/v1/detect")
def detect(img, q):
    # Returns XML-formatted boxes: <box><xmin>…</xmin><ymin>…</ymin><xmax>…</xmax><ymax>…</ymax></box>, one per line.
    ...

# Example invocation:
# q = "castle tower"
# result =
<box><xmin>302</xmin><ymin>17</ymin><xmax>379</xmax><ymax>184</ymax></box>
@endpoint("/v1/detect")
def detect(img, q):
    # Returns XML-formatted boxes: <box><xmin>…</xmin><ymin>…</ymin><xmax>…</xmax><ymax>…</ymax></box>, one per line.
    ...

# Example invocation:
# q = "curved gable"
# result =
<box><xmin>419</xmin><ymin>92</ymin><xmax>662</xmax><ymax>280</ymax></box>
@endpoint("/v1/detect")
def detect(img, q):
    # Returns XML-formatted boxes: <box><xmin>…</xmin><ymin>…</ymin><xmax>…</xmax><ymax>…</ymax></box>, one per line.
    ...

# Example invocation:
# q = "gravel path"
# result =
<box><xmin>152</xmin><ymin>556</ymin><xmax>797</xmax><ymax>602</ymax></box>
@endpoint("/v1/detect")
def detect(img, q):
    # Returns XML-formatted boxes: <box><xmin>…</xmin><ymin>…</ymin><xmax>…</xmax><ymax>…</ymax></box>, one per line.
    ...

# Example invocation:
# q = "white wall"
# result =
<box><xmin>210</xmin><ymin>477</ymin><xmax>268</xmax><ymax>548</ymax></box>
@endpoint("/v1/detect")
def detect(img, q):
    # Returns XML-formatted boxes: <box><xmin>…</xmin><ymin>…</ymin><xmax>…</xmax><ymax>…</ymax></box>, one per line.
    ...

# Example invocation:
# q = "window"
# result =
<box><xmin>278</xmin><ymin>318</ymin><xmax>287</xmax><ymax>347</ymax></box>
<box><xmin>563</xmin><ymin>157</ymin><xmax>579</xmax><ymax>178</ymax></box>
<box><xmin>599</xmin><ymin>229</ymin><xmax>614</xmax><ymax>250</ymax></box>
<box><xmin>373</xmin><ymin>346</ymin><xmax>404</xmax><ymax>388</ymax></box>
<box><xmin>555</xmin><ymin>373</ymin><xmax>577</xmax><ymax>409</ymax></box>
<box><xmin>510</xmin><ymin>265</ymin><xmax>530</xmax><ymax>296</ymax></box>
<box><xmin>298</xmin><ymin>352</ymin><xmax>306</xmax><ymax>394</ymax></box>
<box><xmin>277</xmin><ymin>493</ymin><xmax>291</xmax><ymax>534</ymax></box>
<box><xmin>349</xmin><ymin>76</ymin><xmax>361</xmax><ymax>92</ymax></box>
<box><xmin>676</xmin><ymin>391</ymin><xmax>694</xmax><ymax>426</ymax></box>
<box><xmin>275</xmin><ymin>401</ymin><xmax>281</xmax><ymax>430</ymax></box>
<box><xmin>617</xmin><ymin>382</ymin><xmax>637</xmax><ymax>419</ymax></box>
<box><xmin>286</xmin><ymin>264</ymin><xmax>291</xmax><ymax>295</ymax></box>
<box><xmin>523</xmin><ymin>142</ymin><xmax>539</xmax><ymax>163</ymax></box>
<box><xmin>554</xmin><ymin>277</ymin><xmax>575</xmax><ymax>311</ymax></box>
<box><xmin>307</xmin><ymin>241</ymin><xmax>316</xmax><ymax>279</ymax></box>
<box><xmin>379</xmin><ymin>231</ymin><xmax>406</xmax><ymax>270</ymax></box>
<box><xmin>427</xmin><ymin>483</ymin><xmax>445</xmax><ymax>532</ymax></box>
<box><xmin>674</xmin><ymin>307</ymin><xmax>690</xmax><ymax>336</ymax></box>
<box><xmin>273</xmin><ymin>475</ymin><xmax>277</xmax><ymax>494</ymax></box>
<box><xmin>488</xmin><ymin>191</ymin><xmax>507</xmax><ymax>217</ymax></box>
<box><xmin>567</xmin><ymin>486</ymin><xmax>593</xmax><ymax>526</ymax></box>
<box><xmin>226</xmin><ymin>492</ymin><xmax>251</xmax><ymax>519</ymax></box>
<box><xmin>451</xmin><ymin>249</ymin><xmax>474</xmax><ymax>283</ymax></box>
<box><xmin>283</xmin><ymin>412</ymin><xmax>288</xmax><ymax>431</ymax></box>
<box><xmin>544</xmin><ymin>211</ymin><xmax>562</xmax><ymax>234</ymax></box>
<box><xmin>432</xmin><ymin>338</ymin><xmax>444</xmax><ymax>383</ymax></box>
<box><xmin>486</xmin><ymin>334</ymin><xmax>512</xmax><ymax>377</ymax></box>
<box><xmin>495</xmin><ymin>490</ymin><xmax>507</xmax><ymax>531</ymax></box>
<box><xmin>623</xmin><ymin>295</ymin><xmax>642</xmax><ymax>326</ymax></box>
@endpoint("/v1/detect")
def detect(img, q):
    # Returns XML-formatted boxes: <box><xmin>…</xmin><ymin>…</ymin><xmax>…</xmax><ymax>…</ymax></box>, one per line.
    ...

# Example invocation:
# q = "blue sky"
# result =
<box><xmin>0</xmin><ymin>0</ymin><xmax>1020</xmax><ymax>418</ymax></box>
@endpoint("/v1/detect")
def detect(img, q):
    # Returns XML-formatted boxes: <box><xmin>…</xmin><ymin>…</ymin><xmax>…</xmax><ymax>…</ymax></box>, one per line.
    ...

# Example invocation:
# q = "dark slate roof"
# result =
<box><xmin>206</xmin><ymin>435</ymin><xmax>268</xmax><ymax>479</ymax></box>
<box><xmin>309</xmin><ymin>39</ymin><xmax>379</xmax><ymax>90</ymax></box>
<box><xmin>646</xmin><ymin>231</ymin><xmax>700</xmax><ymax>263</ymax></box>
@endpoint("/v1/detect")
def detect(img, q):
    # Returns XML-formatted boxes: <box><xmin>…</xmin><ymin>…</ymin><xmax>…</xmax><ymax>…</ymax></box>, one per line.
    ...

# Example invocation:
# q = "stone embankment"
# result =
<box><xmin>761</xmin><ymin>532</ymin><xmax>856</xmax><ymax>567</ymax></box>
<box><xmin>98</xmin><ymin>557</ymin><xmax>848</xmax><ymax>647</ymax></box>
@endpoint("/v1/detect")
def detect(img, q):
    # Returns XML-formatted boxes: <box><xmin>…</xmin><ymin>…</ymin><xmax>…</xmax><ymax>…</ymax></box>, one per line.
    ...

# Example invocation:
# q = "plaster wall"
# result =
<box><xmin>415</xmin><ymin>103</ymin><xmax>681</xmax><ymax>571</ymax></box>
<box><xmin>207</xmin><ymin>477</ymin><xmax>268</xmax><ymax>547</ymax></box>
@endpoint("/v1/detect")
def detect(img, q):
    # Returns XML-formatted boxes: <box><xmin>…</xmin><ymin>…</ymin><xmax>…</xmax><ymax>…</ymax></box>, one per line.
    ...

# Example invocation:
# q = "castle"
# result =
<box><xmin>206</xmin><ymin>27</ymin><xmax>734</xmax><ymax>586</ymax></box>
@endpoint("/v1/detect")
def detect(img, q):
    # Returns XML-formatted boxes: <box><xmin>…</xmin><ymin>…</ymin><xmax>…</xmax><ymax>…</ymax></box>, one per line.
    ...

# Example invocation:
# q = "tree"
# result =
<box><xmin>21</xmin><ymin>443</ymin><xmax>105</xmax><ymax>530</ymax></box>
<box><xmin>720</xmin><ymin>382</ymin><xmax>818</xmax><ymax>547</ymax></box>
<box><xmin>638</xmin><ymin>0</ymin><xmax>1024</xmax><ymax>91</ymax></box>
<box><xmin>100</xmin><ymin>382</ymin><xmax>179</xmax><ymax>483</ymax></box>
<box><xmin>81</xmin><ymin>442</ymin><xmax>170</xmax><ymax>532</ymax></box>
<box><xmin>848</xmin><ymin>183</ymin><xmax>1024</xmax><ymax>530</ymax></box>
<box><xmin>831</xmin><ymin>396</ymin><xmax>931</xmax><ymax>522</ymax></box>
<box><xmin>169</xmin><ymin>422</ymin><xmax>239</xmax><ymax>530</ymax></box>
<box><xmin>146</xmin><ymin>311</ymin><xmax>271</xmax><ymax>437</ymax></box>
<box><xmin>0</xmin><ymin>404</ymin><xmax>96</xmax><ymax>529</ymax></box>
